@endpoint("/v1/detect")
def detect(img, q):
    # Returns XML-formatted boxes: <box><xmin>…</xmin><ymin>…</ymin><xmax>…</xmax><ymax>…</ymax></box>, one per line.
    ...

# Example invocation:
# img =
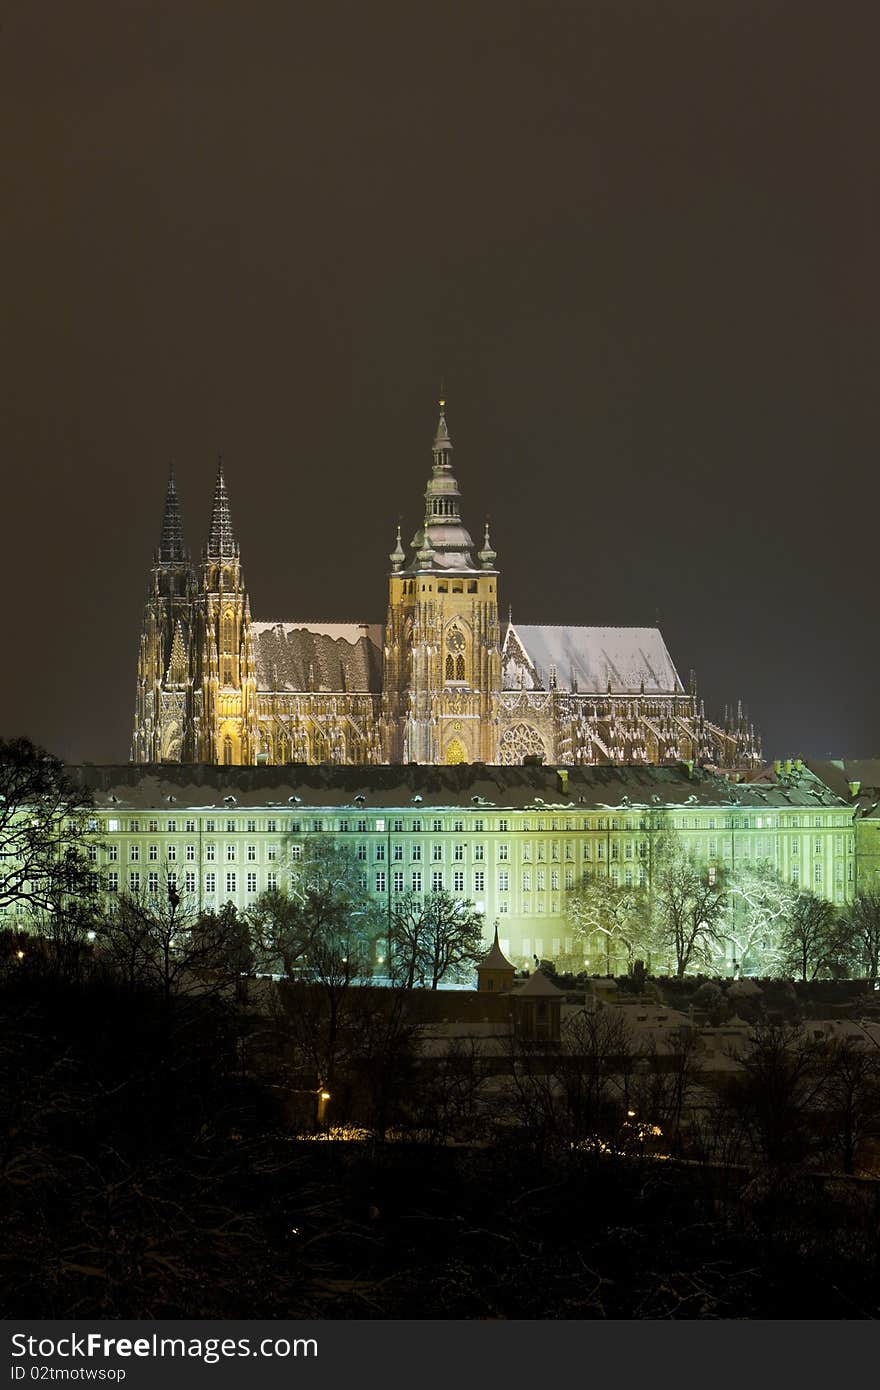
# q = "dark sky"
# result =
<box><xmin>2</xmin><ymin>0</ymin><xmax>878</xmax><ymax>764</ymax></box>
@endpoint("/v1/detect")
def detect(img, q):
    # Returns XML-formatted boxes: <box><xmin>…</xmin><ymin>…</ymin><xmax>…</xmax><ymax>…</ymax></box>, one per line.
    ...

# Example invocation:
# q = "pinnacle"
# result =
<box><xmin>158</xmin><ymin>462</ymin><xmax>186</xmax><ymax>564</ymax></box>
<box><xmin>206</xmin><ymin>455</ymin><xmax>238</xmax><ymax>558</ymax></box>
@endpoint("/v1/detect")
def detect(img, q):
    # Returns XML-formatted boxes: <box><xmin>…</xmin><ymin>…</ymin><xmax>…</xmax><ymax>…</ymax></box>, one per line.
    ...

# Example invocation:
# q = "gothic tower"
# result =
<box><xmin>131</xmin><ymin>465</ymin><xmax>197</xmax><ymax>762</ymax></box>
<box><xmin>383</xmin><ymin>402</ymin><xmax>501</xmax><ymax>763</ymax></box>
<box><xmin>192</xmin><ymin>459</ymin><xmax>258</xmax><ymax>765</ymax></box>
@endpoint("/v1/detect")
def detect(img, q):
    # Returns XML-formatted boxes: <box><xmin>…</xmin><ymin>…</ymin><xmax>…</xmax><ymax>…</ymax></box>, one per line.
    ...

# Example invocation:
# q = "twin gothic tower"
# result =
<box><xmin>132</xmin><ymin>405</ymin><xmax>759</xmax><ymax>770</ymax></box>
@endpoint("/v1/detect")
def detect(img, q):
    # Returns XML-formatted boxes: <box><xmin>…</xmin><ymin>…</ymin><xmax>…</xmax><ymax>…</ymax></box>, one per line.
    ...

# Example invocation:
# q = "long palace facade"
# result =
<box><xmin>131</xmin><ymin>404</ymin><xmax>760</xmax><ymax>771</ymax></box>
<box><xmin>66</xmin><ymin>760</ymin><xmax>856</xmax><ymax>970</ymax></box>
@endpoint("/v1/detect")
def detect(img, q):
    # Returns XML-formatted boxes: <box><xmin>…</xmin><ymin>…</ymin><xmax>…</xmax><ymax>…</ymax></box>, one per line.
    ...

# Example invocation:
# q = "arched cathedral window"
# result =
<box><xmin>445</xmin><ymin>624</ymin><xmax>466</xmax><ymax>685</ymax></box>
<box><xmin>499</xmin><ymin>723</ymin><xmax>547</xmax><ymax>765</ymax></box>
<box><xmin>223</xmin><ymin>736</ymin><xmax>233</xmax><ymax>766</ymax></box>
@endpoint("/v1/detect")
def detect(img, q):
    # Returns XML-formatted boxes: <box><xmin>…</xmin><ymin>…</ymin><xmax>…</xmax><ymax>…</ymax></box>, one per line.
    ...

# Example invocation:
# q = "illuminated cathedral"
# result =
<box><xmin>132</xmin><ymin>404</ymin><xmax>760</xmax><ymax>769</ymax></box>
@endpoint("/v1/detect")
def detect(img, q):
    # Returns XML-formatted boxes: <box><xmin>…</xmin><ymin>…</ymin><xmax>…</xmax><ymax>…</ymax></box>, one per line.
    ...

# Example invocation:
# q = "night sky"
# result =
<box><xmin>2</xmin><ymin>1</ymin><xmax>878</xmax><ymax>764</ymax></box>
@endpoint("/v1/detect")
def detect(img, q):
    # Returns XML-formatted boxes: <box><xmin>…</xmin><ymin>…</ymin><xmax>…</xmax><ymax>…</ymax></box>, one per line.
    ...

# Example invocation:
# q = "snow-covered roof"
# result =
<box><xmin>503</xmin><ymin>624</ymin><xmax>684</xmax><ymax>695</ymax></box>
<box><xmin>251</xmin><ymin>622</ymin><xmax>383</xmax><ymax>693</ymax></box>
<box><xmin>67</xmin><ymin>761</ymin><xmax>854</xmax><ymax>813</ymax></box>
<box><xmin>515</xmin><ymin>969</ymin><xmax>563</xmax><ymax>997</ymax></box>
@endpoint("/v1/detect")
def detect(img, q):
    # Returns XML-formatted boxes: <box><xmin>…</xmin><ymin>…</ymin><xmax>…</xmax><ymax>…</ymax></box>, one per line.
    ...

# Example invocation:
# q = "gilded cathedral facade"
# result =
<box><xmin>132</xmin><ymin>405</ymin><xmax>760</xmax><ymax>770</ymax></box>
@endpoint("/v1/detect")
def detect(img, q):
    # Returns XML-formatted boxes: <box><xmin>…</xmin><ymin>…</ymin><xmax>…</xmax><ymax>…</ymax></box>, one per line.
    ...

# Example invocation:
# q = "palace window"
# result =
<box><xmin>129</xmin><ymin>871</ymin><xmax>139</xmax><ymax>892</ymax></box>
<box><xmin>166</xmin><ymin>845</ymin><xmax>176</xmax><ymax>861</ymax></box>
<box><xmin>149</xmin><ymin>845</ymin><xmax>158</xmax><ymax>862</ymax></box>
<box><xmin>453</xmin><ymin>870</ymin><xmax>465</xmax><ymax>893</ymax></box>
<box><xmin>107</xmin><ymin>844</ymin><xmax>118</xmax><ymax>862</ymax></box>
<box><xmin>226</xmin><ymin>844</ymin><xmax>235</xmax><ymax>862</ymax></box>
<box><xmin>375</xmin><ymin>844</ymin><xmax>386</xmax><ymax>861</ymax></box>
<box><xmin>474</xmin><ymin>844</ymin><xmax>484</xmax><ymax>861</ymax></box>
<box><xmin>432</xmin><ymin>870</ymin><xmax>444</xmax><ymax>892</ymax></box>
<box><xmin>226</xmin><ymin>872</ymin><xmax>236</xmax><ymax>894</ymax></box>
<box><xmin>267</xmin><ymin>871</ymin><xmax>277</xmax><ymax>892</ymax></box>
<box><xmin>375</xmin><ymin>871</ymin><xmax>386</xmax><ymax>892</ymax></box>
<box><xmin>498</xmin><ymin>844</ymin><xmax>509</xmax><ymax>861</ymax></box>
<box><xmin>498</xmin><ymin>871</ymin><xmax>509</xmax><ymax>892</ymax></box>
<box><xmin>205</xmin><ymin>844</ymin><xmax>215</xmax><ymax>861</ymax></box>
<box><xmin>185</xmin><ymin>819</ymin><xmax>195</xmax><ymax>833</ymax></box>
<box><xmin>474</xmin><ymin>870</ymin><xmax>485</xmax><ymax>893</ymax></box>
<box><xmin>393</xmin><ymin>843</ymin><xmax>404</xmax><ymax>861</ymax></box>
<box><xmin>412</xmin><ymin>870</ymin><xmax>422</xmax><ymax>893</ymax></box>
<box><xmin>148</xmin><ymin>872</ymin><xmax>159</xmax><ymax>894</ymax></box>
<box><xmin>205</xmin><ymin>872</ymin><xmax>216</xmax><ymax>894</ymax></box>
<box><xmin>247</xmin><ymin>844</ymin><xmax>256</xmax><ymax>861</ymax></box>
<box><xmin>185</xmin><ymin>871</ymin><xmax>196</xmax><ymax>893</ymax></box>
<box><xmin>432</xmin><ymin>844</ymin><xmax>443</xmax><ymax>861</ymax></box>
<box><xmin>247</xmin><ymin>872</ymin><xmax>257</xmax><ymax>894</ymax></box>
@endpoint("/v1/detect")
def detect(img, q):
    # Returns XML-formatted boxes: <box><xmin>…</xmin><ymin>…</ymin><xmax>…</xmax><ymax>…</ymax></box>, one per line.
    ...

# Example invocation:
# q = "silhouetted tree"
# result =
<box><xmin>95</xmin><ymin>875</ymin><xmax>236</xmax><ymax>1002</ymax></box>
<box><xmin>818</xmin><ymin>1036</ymin><xmax>880</xmax><ymax>1175</ymax></box>
<box><xmin>844</xmin><ymin>890</ymin><xmax>880</xmax><ymax>987</ymax></box>
<box><xmin>0</xmin><ymin>738</ymin><xmax>97</xmax><ymax>918</ymax></box>
<box><xmin>779</xmin><ymin>891</ymin><xmax>840</xmax><ymax>981</ymax></box>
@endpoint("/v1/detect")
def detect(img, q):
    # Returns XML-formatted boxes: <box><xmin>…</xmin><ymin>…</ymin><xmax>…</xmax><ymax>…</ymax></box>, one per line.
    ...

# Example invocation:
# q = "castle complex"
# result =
<box><xmin>132</xmin><ymin>404</ymin><xmax>760</xmax><ymax>771</ymax></box>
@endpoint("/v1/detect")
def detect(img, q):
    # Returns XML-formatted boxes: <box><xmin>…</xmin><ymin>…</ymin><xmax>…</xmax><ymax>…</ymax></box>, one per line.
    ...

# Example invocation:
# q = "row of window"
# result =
<box><xmin>92</xmin><ymin>811</ymin><xmax>850</xmax><ymax>836</ymax></box>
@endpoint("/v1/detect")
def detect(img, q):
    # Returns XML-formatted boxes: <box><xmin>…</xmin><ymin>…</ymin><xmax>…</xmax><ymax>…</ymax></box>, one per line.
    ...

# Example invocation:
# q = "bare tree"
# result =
<box><xmin>728</xmin><ymin>1021</ymin><xmax>828</xmax><ymax>1167</ymax></box>
<box><xmin>724</xmin><ymin>861</ymin><xmax>795</xmax><ymax>976</ymax></box>
<box><xmin>0</xmin><ymin>738</ymin><xmax>97</xmax><ymax>919</ymax></box>
<box><xmin>566</xmin><ymin>875</ymin><xmax>647</xmax><ymax>973</ymax></box>
<box><xmin>843</xmin><ymin>891</ymin><xmax>880</xmax><ymax>987</ymax></box>
<box><xmin>249</xmin><ymin>836</ymin><xmax>383</xmax><ymax>977</ymax></box>
<box><xmin>387</xmin><ymin>890</ymin><xmax>431</xmax><ymax>988</ymax></box>
<box><xmin>420</xmin><ymin>891</ymin><xmax>485</xmax><ymax>989</ymax></box>
<box><xmin>95</xmin><ymin>876</ymin><xmax>237</xmax><ymax>1002</ymax></box>
<box><xmin>504</xmin><ymin>1005</ymin><xmax>633</xmax><ymax>1153</ymax></box>
<box><xmin>818</xmin><ymin>1036</ymin><xmax>880</xmax><ymax>1175</ymax></box>
<box><xmin>778</xmin><ymin>891</ymin><xmax>840</xmax><ymax>981</ymax></box>
<box><xmin>651</xmin><ymin>832</ymin><xmax>726</xmax><ymax>977</ymax></box>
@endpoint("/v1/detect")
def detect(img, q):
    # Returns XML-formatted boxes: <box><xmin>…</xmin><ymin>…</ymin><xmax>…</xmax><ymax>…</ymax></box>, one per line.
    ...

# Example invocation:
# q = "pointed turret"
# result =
<box><xmin>206</xmin><ymin>456</ymin><xmax>238</xmax><ymax>558</ymax></box>
<box><xmin>478</xmin><ymin>521</ymin><xmax>497</xmax><ymax>569</ymax></box>
<box><xmin>389</xmin><ymin>523</ymin><xmax>405</xmax><ymax>570</ymax></box>
<box><xmin>476</xmin><ymin>924</ymin><xmax>516</xmax><ymax>993</ymax></box>
<box><xmin>158</xmin><ymin>463</ymin><xmax>187</xmax><ymax>564</ymax></box>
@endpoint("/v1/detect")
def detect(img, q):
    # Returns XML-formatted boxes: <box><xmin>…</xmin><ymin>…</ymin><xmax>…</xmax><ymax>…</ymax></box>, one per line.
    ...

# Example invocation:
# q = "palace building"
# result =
<box><xmin>132</xmin><ymin>403</ymin><xmax>760</xmax><ymax>770</ymax></box>
<box><xmin>65</xmin><ymin>760</ymin><xmax>855</xmax><ymax>971</ymax></box>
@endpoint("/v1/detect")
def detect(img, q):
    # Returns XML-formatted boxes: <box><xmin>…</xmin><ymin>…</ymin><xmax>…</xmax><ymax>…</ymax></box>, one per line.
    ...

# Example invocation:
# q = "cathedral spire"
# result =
<box><xmin>206</xmin><ymin>455</ymin><xmax>238</xmax><ymax>558</ymax></box>
<box><xmin>158</xmin><ymin>462</ymin><xmax>186</xmax><ymax>564</ymax></box>
<box><xmin>403</xmin><ymin>398</ymin><xmax>482</xmax><ymax>571</ymax></box>
<box><xmin>433</xmin><ymin>397</ymin><xmax>452</xmax><ymax>466</ymax></box>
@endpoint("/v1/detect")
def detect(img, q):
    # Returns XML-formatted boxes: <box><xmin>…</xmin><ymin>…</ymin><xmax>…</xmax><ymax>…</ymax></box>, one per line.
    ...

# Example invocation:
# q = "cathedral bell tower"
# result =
<box><xmin>193</xmin><ymin>458</ymin><xmax>257</xmax><ymax>765</ymax></box>
<box><xmin>132</xmin><ymin>465</ymin><xmax>197</xmax><ymax>763</ymax></box>
<box><xmin>383</xmin><ymin>401</ymin><xmax>501</xmax><ymax>764</ymax></box>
